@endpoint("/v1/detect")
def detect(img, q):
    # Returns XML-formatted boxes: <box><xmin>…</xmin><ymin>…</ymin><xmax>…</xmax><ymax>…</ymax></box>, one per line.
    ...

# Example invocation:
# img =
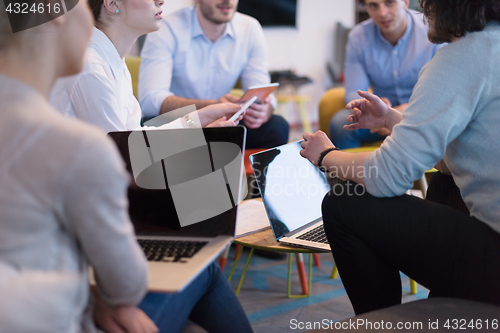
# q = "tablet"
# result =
<box><xmin>238</xmin><ymin>83</ymin><xmax>279</xmax><ymax>103</ymax></box>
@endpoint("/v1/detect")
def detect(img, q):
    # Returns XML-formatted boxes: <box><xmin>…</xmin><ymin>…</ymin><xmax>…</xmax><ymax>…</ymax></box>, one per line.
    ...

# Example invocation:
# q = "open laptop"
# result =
<box><xmin>250</xmin><ymin>141</ymin><xmax>331</xmax><ymax>252</ymax></box>
<box><xmin>108</xmin><ymin>126</ymin><xmax>246</xmax><ymax>292</ymax></box>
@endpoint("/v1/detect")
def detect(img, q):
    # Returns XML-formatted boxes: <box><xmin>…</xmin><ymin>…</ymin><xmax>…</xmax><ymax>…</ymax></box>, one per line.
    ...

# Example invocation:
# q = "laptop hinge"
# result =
<box><xmin>282</xmin><ymin>217</ymin><xmax>323</xmax><ymax>238</ymax></box>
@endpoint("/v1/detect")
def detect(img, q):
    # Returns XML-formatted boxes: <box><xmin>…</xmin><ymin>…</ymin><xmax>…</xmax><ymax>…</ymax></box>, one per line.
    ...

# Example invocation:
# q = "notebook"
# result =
<box><xmin>235</xmin><ymin>200</ymin><xmax>270</xmax><ymax>238</ymax></box>
<box><xmin>108</xmin><ymin>126</ymin><xmax>247</xmax><ymax>292</ymax></box>
<box><xmin>250</xmin><ymin>141</ymin><xmax>331</xmax><ymax>252</ymax></box>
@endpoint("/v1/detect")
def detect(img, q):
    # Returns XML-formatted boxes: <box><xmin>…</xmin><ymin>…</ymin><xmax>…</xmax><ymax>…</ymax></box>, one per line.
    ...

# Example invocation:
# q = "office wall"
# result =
<box><xmin>263</xmin><ymin>0</ymin><xmax>354</xmax><ymax>124</ymax></box>
<box><xmin>160</xmin><ymin>0</ymin><xmax>355</xmax><ymax>125</ymax></box>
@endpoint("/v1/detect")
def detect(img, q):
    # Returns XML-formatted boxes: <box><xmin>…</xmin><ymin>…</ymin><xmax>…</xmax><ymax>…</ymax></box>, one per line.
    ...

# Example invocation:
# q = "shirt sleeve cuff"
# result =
<box><xmin>162</xmin><ymin>118</ymin><xmax>183</xmax><ymax>129</ymax></box>
<box><xmin>141</xmin><ymin>91</ymin><xmax>175</xmax><ymax>118</ymax></box>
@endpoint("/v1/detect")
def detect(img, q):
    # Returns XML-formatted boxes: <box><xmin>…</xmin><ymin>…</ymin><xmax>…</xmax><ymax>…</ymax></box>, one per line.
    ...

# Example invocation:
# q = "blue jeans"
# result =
<box><xmin>243</xmin><ymin>115</ymin><xmax>289</xmax><ymax>149</ymax></box>
<box><xmin>329</xmin><ymin>109</ymin><xmax>386</xmax><ymax>149</ymax></box>
<box><xmin>139</xmin><ymin>263</ymin><xmax>252</xmax><ymax>333</ymax></box>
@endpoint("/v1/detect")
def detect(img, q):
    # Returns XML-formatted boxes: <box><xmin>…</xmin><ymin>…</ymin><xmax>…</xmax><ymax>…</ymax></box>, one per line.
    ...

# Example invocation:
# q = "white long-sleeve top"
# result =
<box><xmin>0</xmin><ymin>74</ymin><xmax>148</xmax><ymax>332</ymax></box>
<box><xmin>50</xmin><ymin>27</ymin><xmax>200</xmax><ymax>132</ymax></box>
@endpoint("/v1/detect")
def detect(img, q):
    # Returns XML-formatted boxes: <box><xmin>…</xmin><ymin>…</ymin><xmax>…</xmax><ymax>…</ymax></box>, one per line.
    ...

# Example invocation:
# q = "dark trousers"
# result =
<box><xmin>243</xmin><ymin>115</ymin><xmax>289</xmax><ymax>149</ymax></box>
<box><xmin>426</xmin><ymin>171</ymin><xmax>470</xmax><ymax>215</ymax></box>
<box><xmin>322</xmin><ymin>180</ymin><xmax>500</xmax><ymax>315</ymax></box>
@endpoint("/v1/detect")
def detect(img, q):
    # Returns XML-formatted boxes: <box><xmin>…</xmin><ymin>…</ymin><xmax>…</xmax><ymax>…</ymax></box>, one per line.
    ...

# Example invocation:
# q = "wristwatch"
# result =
<box><xmin>183</xmin><ymin>114</ymin><xmax>196</xmax><ymax>128</ymax></box>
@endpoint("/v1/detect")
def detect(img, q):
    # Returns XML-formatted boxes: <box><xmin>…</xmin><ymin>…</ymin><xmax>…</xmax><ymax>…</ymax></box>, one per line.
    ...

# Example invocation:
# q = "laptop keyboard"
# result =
<box><xmin>138</xmin><ymin>240</ymin><xmax>208</xmax><ymax>263</ymax></box>
<box><xmin>296</xmin><ymin>225</ymin><xmax>329</xmax><ymax>244</ymax></box>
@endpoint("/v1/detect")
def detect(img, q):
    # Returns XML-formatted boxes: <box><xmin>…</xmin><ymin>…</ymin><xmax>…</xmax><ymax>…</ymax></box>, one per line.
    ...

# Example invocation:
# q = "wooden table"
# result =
<box><xmin>227</xmin><ymin>228</ymin><xmax>331</xmax><ymax>298</ymax></box>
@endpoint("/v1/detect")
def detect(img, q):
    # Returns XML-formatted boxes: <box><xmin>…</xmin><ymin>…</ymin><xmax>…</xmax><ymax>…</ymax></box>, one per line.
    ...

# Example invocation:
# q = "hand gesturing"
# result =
<box><xmin>344</xmin><ymin>90</ymin><xmax>390</xmax><ymax>131</ymax></box>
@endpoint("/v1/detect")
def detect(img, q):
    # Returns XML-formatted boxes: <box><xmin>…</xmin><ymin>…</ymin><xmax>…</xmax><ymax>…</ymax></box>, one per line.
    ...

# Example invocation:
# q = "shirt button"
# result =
<box><xmin>394</xmin><ymin>71</ymin><xmax>398</xmax><ymax>76</ymax></box>
<box><xmin>393</xmin><ymin>50</ymin><xmax>398</xmax><ymax>55</ymax></box>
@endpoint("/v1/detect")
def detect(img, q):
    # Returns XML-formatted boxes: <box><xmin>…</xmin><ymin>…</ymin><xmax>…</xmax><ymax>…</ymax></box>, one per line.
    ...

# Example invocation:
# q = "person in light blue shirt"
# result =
<box><xmin>329</xmin><ymin>0</ymin><xmax>442</xmax><ymax>149</ymax></box>
<box><xmin>139</xmin><ymin>0</ymin><xmax>289</xmax><ymax>149</ymax></box>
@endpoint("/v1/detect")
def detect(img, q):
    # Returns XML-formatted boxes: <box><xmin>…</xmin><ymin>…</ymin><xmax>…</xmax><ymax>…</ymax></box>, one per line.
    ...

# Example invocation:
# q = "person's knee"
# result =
<box><xmin>329</xmin><ymin>109</ymin><xmax>354</xmax><ymax>144</ymax></box>
<box><xmin>329</xmin><ymin>109</ymin><xmax>349</xmax><ymax>131</ymax></box>
<box><xmin>322</xmin><ymin>181</ymin><xmax>367</xmax><ymax>232</ymax></box>
<box><xmin>322</xmin><ymin>182</ymin><xmax>349</xmax><ymax>231</ymax></box>
<box><xmin>207</xmin><ymin>261</ymin><xmax>222</xmax><ymax>277</ymax></box>
<box><xmin>265</xmin><ymin>115</ymin><xmax>289</xmax><ymax>146</ymax></box>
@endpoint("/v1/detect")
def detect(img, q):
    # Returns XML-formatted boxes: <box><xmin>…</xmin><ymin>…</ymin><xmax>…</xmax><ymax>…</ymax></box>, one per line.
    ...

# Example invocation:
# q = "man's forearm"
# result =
<box><xmin>160</xmin><ymin>96</ymin><xmax>218</xmax><ymax>114</ymax></box>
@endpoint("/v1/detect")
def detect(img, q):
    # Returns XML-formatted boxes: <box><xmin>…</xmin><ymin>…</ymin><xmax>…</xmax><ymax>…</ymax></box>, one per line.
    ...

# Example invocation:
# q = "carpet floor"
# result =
<box><xmin>223</xmin><ymin>248</ymin><xmax>429</xmax><ymax>333</ymax></box>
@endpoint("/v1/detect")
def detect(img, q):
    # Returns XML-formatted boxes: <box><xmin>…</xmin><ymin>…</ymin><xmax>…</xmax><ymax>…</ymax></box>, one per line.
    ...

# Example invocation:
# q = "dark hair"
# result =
<box><xmin>88</xmin><ymin>0</ymin><xmax>103</xmax><ymax>22</ymax></box>
<box><xmin>420</xmin><ymin>0</ymin><xmax>500</xmax><ymax>42</ymax></box>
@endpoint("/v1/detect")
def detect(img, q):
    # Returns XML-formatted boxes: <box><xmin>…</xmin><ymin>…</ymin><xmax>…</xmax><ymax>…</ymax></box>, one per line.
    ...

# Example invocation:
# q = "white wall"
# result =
<box><xmin>263</xmin><ymin>0</ymin><xmax>354</xmax><ymax>124</ymax></box>
<box><xmin>163</xmin><ymin>0</ymin><xmax>194</xmax><ymax>14</ymax></box>
<box><xmin>160</xmin><ymin>0</ymin><xmax>355</xmax><ymax>125</ymax></box>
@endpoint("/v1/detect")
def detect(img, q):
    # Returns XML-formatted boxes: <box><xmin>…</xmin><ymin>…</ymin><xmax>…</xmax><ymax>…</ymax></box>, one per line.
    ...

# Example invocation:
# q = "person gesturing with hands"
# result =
<box><xmin>301</xmin><ymin>89</ymin><xmax>405</xmax><ymax>185</ymax></box>
<box><xmin>300</xmin><ymin>130</ymin><xmax>371</xmax><ymax>185</ymax></box>
<box><xmin>301</xmin><ymin>90</ymin><xmax>394</xmax><ymax>185</ymax></box>
<box><xmin>344</xmin><ymin>90</ymin><xmax>403</xmax><ymax>134</ymax></box>
<box><xmin>300</xmin><ymin>0</ymin><xmax>500</xmax><ymax>317</ymax></box>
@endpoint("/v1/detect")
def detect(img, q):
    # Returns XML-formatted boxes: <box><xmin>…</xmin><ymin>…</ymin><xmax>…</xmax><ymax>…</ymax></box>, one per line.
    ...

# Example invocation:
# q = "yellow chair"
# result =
<box><xmin>318</xmin><ymin>87</ymin><xmax>347</xmax><ymax>136</ymax></box>
<box><xmin>125</xmin><ymin>56</ymin><xmax>141</xmax><ymax>98</ymax></box>
<box><xmin>125</xmin><ymin>56</ymin><xmax>244</xmax><ymax>102</ymax></box>
<box><xmin>275</xmin><ymin>95</ymin><xmax>312</xmax><ymax>133</ymax></box>
<box><xmin>230</xmin><ymin>89</ymin><xmax>244</xmax><ymax>99</ymax></box>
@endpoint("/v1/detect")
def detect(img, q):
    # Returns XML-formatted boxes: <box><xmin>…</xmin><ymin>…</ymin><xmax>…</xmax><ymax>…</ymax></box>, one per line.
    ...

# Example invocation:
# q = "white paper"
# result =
<box><xmin>407</xmin><ymin>189</ymin><xmax>424</xmax><ymax>199</ymax></box>
<box><xmin>235</xmin><ymin>200</ymin><xmax>270</xmax><ymax>238</ymax></box>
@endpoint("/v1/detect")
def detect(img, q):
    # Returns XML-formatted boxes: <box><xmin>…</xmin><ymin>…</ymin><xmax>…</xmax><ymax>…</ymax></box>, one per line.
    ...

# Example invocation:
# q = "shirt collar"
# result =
<box><xmin>90</xmin><ymin>27</ymin><xmax>124</xmax><ymax>82</ymax></box>
<box><xmin>191</xmin><ymin>7</ymin><xmax>235</xmax><ymax>41</ymax></box>
<box><xmin>399</xmin><ymin>11</ymin><xmax>413</xmax><ymax>43</ymax></box>
<box><xmin>225</xmin><ymin>20</ymin><xmax>235</xmax><ymax>39</ymax></box>
<box><xmin>191</xmin><ymin>7</ymin><xmax>205</xmax><ymax>38</ymax></box>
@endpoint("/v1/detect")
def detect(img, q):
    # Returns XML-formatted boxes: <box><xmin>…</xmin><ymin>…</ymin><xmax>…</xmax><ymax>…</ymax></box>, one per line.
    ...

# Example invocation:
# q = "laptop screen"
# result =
<box><xmin>108</xmin><ymin>127</ymin><xmax>246</xmax><ymax>237</ymax></box>
<box><xmin>250</xmin><ymin>141</ymin><xmax>330</xmax><ymax>239</ymax></box>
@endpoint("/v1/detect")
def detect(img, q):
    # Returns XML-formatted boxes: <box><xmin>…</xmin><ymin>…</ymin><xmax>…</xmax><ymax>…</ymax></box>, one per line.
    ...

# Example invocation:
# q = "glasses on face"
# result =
<box><xmin>365</xmin><ymin>0</ymin><xmax>398</xmax><ymax>12</ymax></box>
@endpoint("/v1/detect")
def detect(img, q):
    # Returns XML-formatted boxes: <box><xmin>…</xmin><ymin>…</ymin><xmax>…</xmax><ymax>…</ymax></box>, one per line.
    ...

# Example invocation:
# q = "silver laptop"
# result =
<box><xmin>250</xmin><ymin>141</ymin><xmax>331</xmax><ymax>252</ymax></box>
<box><xmin>108</xmin><ymin>127</ymin><xmax>246</xmax><ymax>292</ymax></box>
